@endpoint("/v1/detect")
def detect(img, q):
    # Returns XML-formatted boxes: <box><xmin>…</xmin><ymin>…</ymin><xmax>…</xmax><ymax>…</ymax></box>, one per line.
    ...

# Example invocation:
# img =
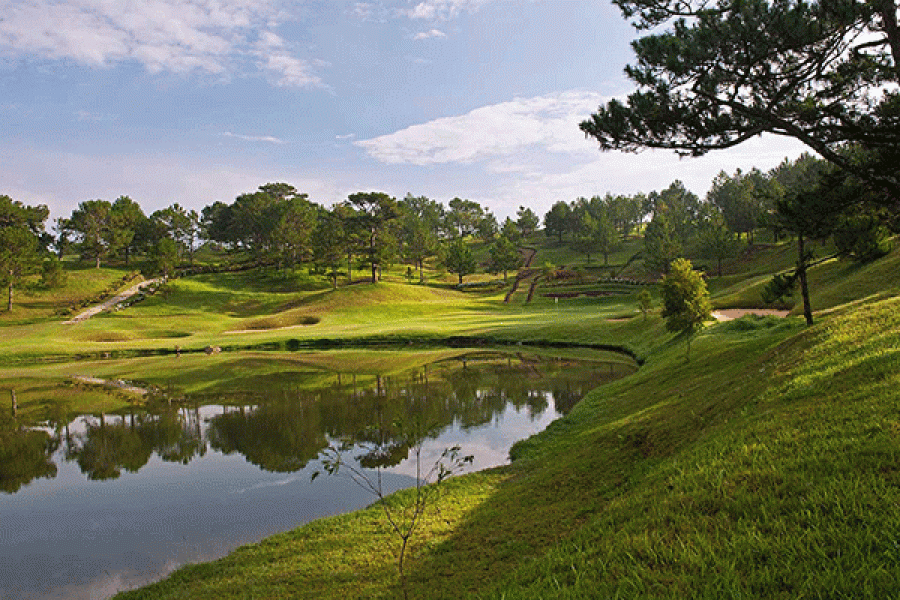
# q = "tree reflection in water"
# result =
<box><xmin>61</xmin><ymin>406</ymin><xmax>207</xmax><ymax>481</ymax></box>
<box><xmin>0</xmin><ymin>423</ymin><xmax>58</xmax><ymax>493</ymax></box>
<box><xmin>3</xmin><ymin>350</ymin><xmax>634</xmax><ymax>487</ymax></box>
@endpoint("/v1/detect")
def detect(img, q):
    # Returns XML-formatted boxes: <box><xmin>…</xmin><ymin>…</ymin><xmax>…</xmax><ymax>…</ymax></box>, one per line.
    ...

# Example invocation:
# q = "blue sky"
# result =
<box><xmin>0</xmin><ymin>0</ymin><xmax>807</xmax><ymax>222</ymax></box>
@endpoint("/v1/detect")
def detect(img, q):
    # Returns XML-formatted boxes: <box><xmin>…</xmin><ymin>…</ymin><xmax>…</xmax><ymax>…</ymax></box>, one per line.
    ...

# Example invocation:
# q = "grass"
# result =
<box><xmin>3</xmin><ymin>236</ymin><xmax>899</xmax><ymax>599</ymax></box>
<box><xmin>0</xmin><ymin>263</ymin><xmax>141</xmax><ymax>325</ymax></box>
<box><xmin>113</xmin><ymin>292</ymin><xmax>900</xmax><ymax>600</ymax></box>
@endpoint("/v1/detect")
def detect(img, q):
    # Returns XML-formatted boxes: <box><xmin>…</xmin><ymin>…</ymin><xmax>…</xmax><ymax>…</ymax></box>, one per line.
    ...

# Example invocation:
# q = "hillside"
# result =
<box><xmin>109</xmin><ymin>243</ymin><xmax>900</xmax><ymax>599</ymax></box>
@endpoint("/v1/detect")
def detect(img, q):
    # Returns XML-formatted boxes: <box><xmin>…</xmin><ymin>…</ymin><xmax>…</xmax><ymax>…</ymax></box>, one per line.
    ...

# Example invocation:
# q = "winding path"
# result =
<box><xmin>503</xmin><ymin>247</ymin><xmax>538</xmax><ymax>304</ymax></box>
<box><xmin>63</xmin><ymin>278</ymin><xmax>162</xmax><ymax>324</ymax></box>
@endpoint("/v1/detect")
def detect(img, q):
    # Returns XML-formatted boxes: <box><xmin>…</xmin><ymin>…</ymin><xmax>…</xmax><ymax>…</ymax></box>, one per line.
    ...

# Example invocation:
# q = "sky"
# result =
<box><xmin>0</xmin><ymin>0</ymin><xmax>809</xmax><ymax>222</ymax></box>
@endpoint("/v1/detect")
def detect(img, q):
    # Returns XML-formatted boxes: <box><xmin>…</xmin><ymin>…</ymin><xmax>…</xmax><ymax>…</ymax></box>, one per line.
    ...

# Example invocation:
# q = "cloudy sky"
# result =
<box><xmin>0</xmin><ymin>0</ymin><xmax>808</xmax><ymax>221</ymax></box>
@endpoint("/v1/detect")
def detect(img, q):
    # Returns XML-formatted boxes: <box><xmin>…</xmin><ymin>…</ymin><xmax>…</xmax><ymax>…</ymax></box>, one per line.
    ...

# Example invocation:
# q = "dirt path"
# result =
<box><xmin>63</xmin><ymin>278</ymin><xmax>162</xmax><ymax>324</ymax></box>
<box><xmin>712</xmin><ymin>308</ymin><xmax>790</xmax><ymax>321</ymax></box>
<box><xmin>503</xmin><ymin>247</ymin><xmax>538</xmax><ymax>304</ymax></box>
<box><xmin>70</xmin><ymin>376</ymin><xmax>150</xmax><ymax>396</ymax></box>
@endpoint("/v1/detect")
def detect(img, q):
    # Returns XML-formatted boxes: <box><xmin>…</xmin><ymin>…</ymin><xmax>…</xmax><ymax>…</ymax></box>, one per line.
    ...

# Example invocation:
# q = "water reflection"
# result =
<box><xmin>0</xmin><ymin>426</ymin><xmax>58</xmax><ymax>493</ymax></box>
<box><xmin>0</xmin><ymin>349</ymin><xmax>635</xmax><ymax>599</ymax></box>
<box><xmin>64</xmin><ymin>409</ymin><xmax>207</xmax><ymax>481</ymax></box>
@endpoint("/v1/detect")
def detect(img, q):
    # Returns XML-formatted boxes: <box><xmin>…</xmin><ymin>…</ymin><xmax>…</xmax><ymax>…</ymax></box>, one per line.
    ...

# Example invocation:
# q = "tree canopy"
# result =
<box><xmin>581</xmin><ymin>0</ymin><xmax>900</xmax><ymax>196</ymax></box>
<box><xmin>660</xmin><ymin>258</ymin><xmax>712</xmax><ymax>359</ymax></box>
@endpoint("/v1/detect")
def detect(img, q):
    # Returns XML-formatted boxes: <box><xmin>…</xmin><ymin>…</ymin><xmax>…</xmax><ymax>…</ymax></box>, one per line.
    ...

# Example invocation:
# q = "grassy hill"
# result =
<box><xmin>104</xmin><ymin>242</ymin><xmax>900</xmax><ymax>599</ymax></box>
<box><xmin>2</xmin><ymin>235</ymin><xmax>898</xmax><ymax>598</ymax></box>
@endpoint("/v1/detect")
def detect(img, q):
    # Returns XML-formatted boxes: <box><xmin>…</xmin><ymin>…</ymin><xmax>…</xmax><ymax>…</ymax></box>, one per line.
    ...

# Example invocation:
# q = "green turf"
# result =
<box><xmin>2</xmin><ymin>231</ymin><xmax>898</xmax><ymax>599</ymax></box>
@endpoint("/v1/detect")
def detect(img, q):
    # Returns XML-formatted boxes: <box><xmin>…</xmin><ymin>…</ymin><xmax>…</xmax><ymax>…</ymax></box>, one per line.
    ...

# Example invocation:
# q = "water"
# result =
<box><xmin>0</xmin><ymin>349</ymin><xmax>635</xmax><ymax>599</ymax></box>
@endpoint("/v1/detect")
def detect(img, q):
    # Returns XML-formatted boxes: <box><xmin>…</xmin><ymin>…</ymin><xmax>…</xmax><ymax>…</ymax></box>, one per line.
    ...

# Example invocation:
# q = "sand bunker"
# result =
<box><xmin>712</xmin><ymin>308</ymin><xmax>790</xmax><ymax>322</ymax></box>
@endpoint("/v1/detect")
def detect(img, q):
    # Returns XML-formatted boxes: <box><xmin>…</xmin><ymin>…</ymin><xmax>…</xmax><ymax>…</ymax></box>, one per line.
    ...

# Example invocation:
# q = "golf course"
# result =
<box><xmin>2</xmin><ymin>221</ymin><xmax>899</xmax><ymax>599</ymax></box>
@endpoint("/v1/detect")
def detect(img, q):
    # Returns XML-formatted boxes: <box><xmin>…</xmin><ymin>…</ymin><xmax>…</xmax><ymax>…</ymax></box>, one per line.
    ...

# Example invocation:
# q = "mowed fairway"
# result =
<box><xmin>1</xmin><ymin>268</ymin><xmax>655</xmax><ymax>363</ymax></box>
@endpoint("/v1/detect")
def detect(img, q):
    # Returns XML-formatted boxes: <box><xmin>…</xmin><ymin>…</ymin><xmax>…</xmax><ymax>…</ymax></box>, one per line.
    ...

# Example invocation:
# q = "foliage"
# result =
<box><xmin>516</xmin><ymin>206</ymin><xmax>540</xmax><ymax>238</ymax></box>
<box><xmin>398</xmin><ymin>195</ymin><xmax>442</xmax><ymax>282</ymax></box>
<box><xmin>643</xmin><ymin>213</ymin><xmax>681</xmax><ymax>275</ymax></box>
<box><xmin>660</xmin><ymin>257</ymin><xmax>712</xmax><ymax>359</ymax></box>
<box><xmin>637</xmin><ymin>288</ymin><xmax>653</xmax><ymax>320</ymax></box>
<box><xmin>313</xmin><ymin>420</ymin><xmax>473</xmax><ymax>599</ymax></box>
<box><xmin>150</xmin><ymin>238</ymin><xmax>179</xmax><ymax>280</ymax></box>
<box><xmin>544</xmin><ymin>201</ymin><xmax>573</xmax><ymax>242</ymax></box>
<box><xmin>442</xmin><ymin>237</ymin><xmax>477</xmax><ymax>285</ymax></box>
<box><xmin>445</xmin><ymin>197</ymin><xmax>486</xmax><ymax>239</ymax></box>
<box><xmin>312</xmin><ymin>206</ymin><xmax>349</xmax><ymax>288</ymax></box>
<box><xmin>487</xmin><ymin>235</ymin><xmax>522</xmax><ymax>281</ymax></box>
<box><xmin>500</xmin><ymin>217</ymin><xmax>521</xmax><ymax>244</ymax></box>
<box><xmin>68</xmin><ymin>199</ymin><xmax>112</xmax><ymax>268</ymax></box>
<box><xmin>592</xmin><ymin>202</ymin><xmax>620</xmax><ymax>265</ymax></box>
<box><xmin>706</xmin><ymin>169</ymin><xmax>761</xmax><ymax>242</ymax></box>
<box><xmin>697</xmin><ymin>208</ymin><xmax>741</xmax><ymax>277</ymax></box>
<box><xmin>649</xmin><ymin>181</ymin><xmax>701</xmax><ymax>246</ymax></box>
<box><xmin>349</xmin><ymin>192</ymin><xmax>401</xmax><ymax>283</ymax></box>
<box><xmin>0</xmin><ymin>196</ymin><xmax>49</xmax><ymax>311</ymax></box>
<box><xmin>580</xmin><ymin>0</ymin><xmax>900</xmax><ymax>196</ymax></box>
<box><xmin>39</xmin><ymin>256</ymin><xmax>68</xmax><ymax>289</ymax></box>
<box><xmin>109</xmin><ymin>196</ymin><xmax>148</xmax><ymax>266</ymax></box>
<box><xmin>761</xmin><ymin>272</ymin><xmax>796</xmax><ymax>305</ymax></box>
<box><xmin>771</xmin><ymin>154</ymin><xmax>846</xmax><ymax>325</ymax></box>
<box><xmin>833</xmin><ymin>212</ymin><xmax>893</xmax><ymax>263</ymax></box>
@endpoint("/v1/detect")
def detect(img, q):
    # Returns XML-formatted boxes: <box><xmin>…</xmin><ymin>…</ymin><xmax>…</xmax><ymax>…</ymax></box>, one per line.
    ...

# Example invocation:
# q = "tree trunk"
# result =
<box><xmin>797</xmin><ymin>233</ymin><xmax>814</xmax><ymax>326</ymax></box>
<box><xmin>7</xmin><ymin>273</ymin><xmax>12</xmax><ymax>311</ymax></box>
<box><xmin>370</xmin><ymin>230</ymin><xmax>378</xmax><ymax>283</ymax></box>
<box><xmin>877</xmin><ymin>0</ymin><xmax>900</xmax><ymax>77</ymax></box>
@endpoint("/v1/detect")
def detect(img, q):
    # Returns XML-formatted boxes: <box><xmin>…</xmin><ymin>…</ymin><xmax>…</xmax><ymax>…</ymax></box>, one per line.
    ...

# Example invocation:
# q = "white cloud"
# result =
<box><xmin>349</xmin><ymin>2</ymin><xmax>393</xmax><ymax>22</ymax></box>
<box><xmin>355</xmin><ymin>90</ymin><xmax>605</xmax><ymax>165</ymax></box>
<box><xmin>486</xmin><ymin>135</ymin><xmax>810</xmax><ymax>217</ymax></box>
<box><xmin>402</xmin><ymin>0</ymin><xmax>494</xmax><ymax>20</ymax></box>
<box><xmin>0</xmin><ymin>0</ymin><xmax>323</xmax><ymax>87</ymax></box>
<box><xmin>221</xmin><ymin>131</ymin><xmax>287</xmax><ymax>144</ymax></box>
<box><xmin>254</xmin><ymin>31</ymin><xmax>323</xmax><ymax>88</ymax></box>
<box><xmin>413</xmin><ymin>28</ymin><xmax>447</xmax><ymax>40</ymax></box>
<box><xmin>353</xmin><ymin>89</ymin><xmax>810</xmax><ymax>218</ymax></box>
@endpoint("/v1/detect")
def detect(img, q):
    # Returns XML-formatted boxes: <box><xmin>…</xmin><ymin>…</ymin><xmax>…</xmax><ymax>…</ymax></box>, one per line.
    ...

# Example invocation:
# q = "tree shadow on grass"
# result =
<box><xmin>192</xmin><ymin>270</ymin><xmax>331</xmax><ymax>294</ymax></box>
<box><xmin>388</xmin><ymin>439</ymin><xmax>642</xmax><ymax>599</ymax></box>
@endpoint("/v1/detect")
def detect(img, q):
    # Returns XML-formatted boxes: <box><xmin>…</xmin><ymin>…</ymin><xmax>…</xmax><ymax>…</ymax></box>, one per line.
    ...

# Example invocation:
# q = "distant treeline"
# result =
<box><xmin>1</xmin><ymin>150</ymin><xmax>896</xmax><ymax>309</ymax></box>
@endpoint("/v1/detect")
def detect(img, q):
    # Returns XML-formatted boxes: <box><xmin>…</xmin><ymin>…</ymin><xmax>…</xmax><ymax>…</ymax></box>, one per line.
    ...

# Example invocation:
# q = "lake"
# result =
<box><xmin>0</xmin><ymin>348</ymin><xmax>636</xmax><ymax>599</ymax></box>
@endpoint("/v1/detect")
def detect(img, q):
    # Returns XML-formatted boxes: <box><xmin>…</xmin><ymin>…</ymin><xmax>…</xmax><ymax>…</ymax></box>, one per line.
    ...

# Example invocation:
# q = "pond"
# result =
<box><xmin>0</xmin><ymin>348</ymin><xmax>636</xmax><ymax>599</ymax></box>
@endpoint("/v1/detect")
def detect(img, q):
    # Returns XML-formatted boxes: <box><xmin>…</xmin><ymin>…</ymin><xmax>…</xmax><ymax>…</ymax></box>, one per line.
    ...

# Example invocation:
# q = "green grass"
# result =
<box><xmin>0</xmin><ymin>263</ymin><xmax>141</xmax><ymax>325</ymax></box>
<box><xmin>4</xmin><ymin>232</ymin><xmax>900</xmax><ymax>599</ymax></box>
<box><xmin>113</xmin><ymin>293</ymin><xmax>900</xmax><ymax>600</ymax></box>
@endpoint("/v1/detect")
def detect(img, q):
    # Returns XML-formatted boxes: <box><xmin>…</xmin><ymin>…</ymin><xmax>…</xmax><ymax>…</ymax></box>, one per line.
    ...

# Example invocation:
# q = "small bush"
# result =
<box><xmin>40</xmin><ymin>257</ymin><xmax>68</xmax><ymax>289</ymax></box>
<box><xmin>834</xmin><ymin>214</ymin><xmax>893</xmax><ymax>262</ymax></box>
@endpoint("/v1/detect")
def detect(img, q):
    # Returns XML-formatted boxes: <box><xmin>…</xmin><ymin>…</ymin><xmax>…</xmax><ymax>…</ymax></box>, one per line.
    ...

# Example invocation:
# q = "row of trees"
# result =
<box><xmin>577</xmin><ymin>0</ymin><xmax>899</xmax><ymax>327</ymax></box>
<box><xmin>3</xmin><ymin>152</ymin><xmax>894</xmax><ymax>316</ymax></box>
<box><xmin>0</xmin><ymin>187</ymin><xmax>546</xmax><ymax>309</ymax></box>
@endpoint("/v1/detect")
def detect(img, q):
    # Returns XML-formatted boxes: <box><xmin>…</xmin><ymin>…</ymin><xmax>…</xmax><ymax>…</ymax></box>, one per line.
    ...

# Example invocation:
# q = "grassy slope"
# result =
<box><xmin>4</xmin><ymin>242</ymin><xmax>899</xmax><ymax>599</ymax></box>
<box><xmin>114</xmin><ymin>249</ymin><xmax>900</xmax><ymax>599</ymax></box>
